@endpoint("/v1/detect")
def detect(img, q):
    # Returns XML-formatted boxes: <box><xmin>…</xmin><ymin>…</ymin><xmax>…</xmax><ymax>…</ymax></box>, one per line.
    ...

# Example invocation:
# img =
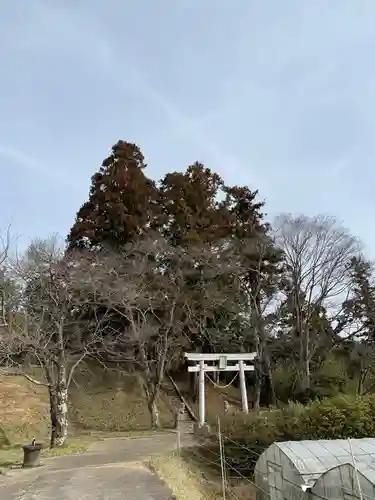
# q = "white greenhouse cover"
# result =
<box><xmin>276</xmin><ymin>438</ymin><xmax>375</xmax><ymax>484</ymax></box>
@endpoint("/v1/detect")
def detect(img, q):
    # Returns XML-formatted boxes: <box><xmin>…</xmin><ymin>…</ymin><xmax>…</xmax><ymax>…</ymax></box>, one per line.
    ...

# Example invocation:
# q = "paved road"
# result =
<box><xmin>0</xmin><ymin>433</ymin><xmax>188</xmax><ymax>499</ymax></box>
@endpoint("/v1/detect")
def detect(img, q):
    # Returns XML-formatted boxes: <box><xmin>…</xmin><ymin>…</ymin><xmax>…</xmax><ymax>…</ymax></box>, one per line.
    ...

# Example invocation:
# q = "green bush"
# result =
<box><xmin>273</xmin><ymin>364</ymin><xmax>299</xmax><ymax>402</ymax></box>
<box><xmin>211</xmin><ymin>394</ymin><xmax>375</xmax><ymax>476</ymax></box>
<box><xmin>310</xmin><ymin>358</ymin><xmax>350</xmax><ymax>399</ymax></box>
<box><xmin>204</xmin><ymin>409</ymin><xmax>285</xmax><ymax>475</ymax></box>
<box><xmin>300</xmin><ymin>395</ymin><xmax>375</xmax><ymax>439</ymax></box>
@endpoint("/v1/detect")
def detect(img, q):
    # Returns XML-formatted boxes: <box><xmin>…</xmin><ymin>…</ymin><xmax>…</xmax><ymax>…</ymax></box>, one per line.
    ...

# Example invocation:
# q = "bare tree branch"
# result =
<box><xmin>82</xmin><ymin>235</ymin><xmax>240</xmax><ymax>427</ymax></box>
<box><xmin>0</xmin><ymin>236</ymin><xmax>106</xmax><ymax>447</ymax></box>
<box><xmin>273</xmin><ymin>213</ymin><xmax>360</xmax><ymax>391</ymax></box>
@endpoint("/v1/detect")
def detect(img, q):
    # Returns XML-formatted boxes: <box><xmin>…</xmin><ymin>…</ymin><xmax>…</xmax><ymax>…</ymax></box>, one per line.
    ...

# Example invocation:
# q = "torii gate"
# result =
<box><xmin>185</xmin><ymin>352</ymin><xmax>257</xmax><ymax>427</ymax></box>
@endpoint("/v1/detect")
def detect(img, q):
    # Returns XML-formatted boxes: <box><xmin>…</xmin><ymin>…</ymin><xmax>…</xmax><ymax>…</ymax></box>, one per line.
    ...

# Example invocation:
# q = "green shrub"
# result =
<box><xmin>208</xmin><ymin>409</ymin><xmax>285</xmax><ymax>475</ymax></box>
<box><xmin>273</xmin><ymin>364</ymin><xmax>299</xmax><ymax>402</ymax></box>
<box><xmin>310</xmin><ymin>358</ymin><xmax>349</xmax><ymax>399</ymax></box>
<box><xmin>300</xmin><ymin>395</ymin><xmax>375</xmax><ymax>439</ymax></box>
<box><xmin>212</xmin><ymin>394</ymin><xmax>375</xmax><ymax>477</ymax></box>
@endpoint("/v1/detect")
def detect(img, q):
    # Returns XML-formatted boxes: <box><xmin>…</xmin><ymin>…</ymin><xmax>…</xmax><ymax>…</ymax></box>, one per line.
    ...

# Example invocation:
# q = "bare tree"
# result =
<box><xmin>0</xmin><ymin>225</ymin><xmax>11</xmax><ymax>267</ymax></box>
<box><xmin>0</xmin><ymin>236</ymin><xmax>103</xmax><ymax>447</ymax></box>
<box><xmin>0</xmin><ymin>225</ymin><xmax>14</xmax><ymax>327</ymax></box>
<box><xmin>87</xmin><ymin>236</ymin><xmax>239</xmax><ymax>428</ymax></box>
<box><xmin>234</xmin><ymin>236</ymin><xmax>282</xmax><ymax>409</ymax></box>
<box><xmin>273</xmin><ymin>214</ymin><xmax>360</xmax><ymax>392</ymax></box>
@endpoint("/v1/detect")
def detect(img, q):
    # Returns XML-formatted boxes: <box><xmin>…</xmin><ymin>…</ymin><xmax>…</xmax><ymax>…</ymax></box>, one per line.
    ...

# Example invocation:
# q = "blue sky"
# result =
<box><xmin>1</xmin><ymin>1</ymin><xmax>375</xmax><ymax>254</ymax></box>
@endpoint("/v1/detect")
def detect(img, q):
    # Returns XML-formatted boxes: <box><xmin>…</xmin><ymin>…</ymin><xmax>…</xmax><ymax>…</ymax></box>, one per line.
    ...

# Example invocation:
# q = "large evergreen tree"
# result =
<box><xmin>343</xmin><ymin>256</ymin><xmax>375</xmax><ymax>341</ymax></box>
<box><xmin>156</xmin><ymin>162</ymin><xmax>225</xmax><ymax>246</ymax></box>
<box><xmin>67</xmin><ymin>141</ymin><xmax>156</xmax><ymax>250</ymax></box>
<box><xmin>341</xmin><ymin>256</ymin><xmax>375</xmax><ymax>394</ymax></box>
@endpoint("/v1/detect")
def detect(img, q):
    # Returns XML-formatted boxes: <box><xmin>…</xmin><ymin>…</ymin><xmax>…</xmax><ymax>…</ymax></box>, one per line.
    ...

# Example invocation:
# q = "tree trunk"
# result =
<box><xmin>293</xmin><ymin>290</ymin><xmax>311</xmax><ymax>393</ymax></box>
<box><xmin>189</xmin><ymin>372</ymin><xmax>198</xmax><ymax>403</ymax></box>
<box><xmin>254</xmin><ymin>366</ymin><xmax>262</xmax><ymax>411</ymax></box>
<box><xmin>142</xmin><ymin>378</ymin><xmax>162</xmax><ymax>429</ymax></box>
<box><xmin>301</xmin><ymin>350</ymin><xmax>311</xmax><ymax>392</ymax></box>
<box><xmin>254</xmin><ymin>327</ymin><xmax>262</xmax><ymax>411</ymax></box>
<box><xmin>148</xmin><ymin>398</ymin><xmax>161</xmax><ymax>429</ymax></box>
<box><xmin>358</xmin><ymin>372</ymin><xmax>364</xmax><ymax>397</ymax></box>
<box><xmin>49</xmin><ymin>363</ymin><xmax>69</xmax><ymax>448</ymax></box>
<box><xmin>263</xmin><ymin>346</ymin><xmax>276</xmax><ymax>406</ymax></box>
<box><xmin>138</xmin><ymin>330</ymin><xmax>168</xmax><ymax>430</ymax></box>
<box><xmin>299</xmin><ymin>329</ymin><xmax>311</xmax><ymax>393</ymax></box>
<box><xmin>254</xmin><ymin>317</ymin><xmax>276</xmax><ymax>409</ymax></box>
<box><xmin>143</xmin><ymin>381</ymin><xmax>161</xmax><ymax>429</ymax></box>
<box><xmin>357</xmin><ymin>361</ymin><xmax>369</xmax><ymax>396</ymax></box>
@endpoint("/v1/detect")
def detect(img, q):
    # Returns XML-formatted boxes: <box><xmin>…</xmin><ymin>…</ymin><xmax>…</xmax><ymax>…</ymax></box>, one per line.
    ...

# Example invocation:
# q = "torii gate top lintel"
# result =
<box><xmin>184</xmin><ymin>352</ymin><xmax>256</xmax><ymax>361</ymax></box>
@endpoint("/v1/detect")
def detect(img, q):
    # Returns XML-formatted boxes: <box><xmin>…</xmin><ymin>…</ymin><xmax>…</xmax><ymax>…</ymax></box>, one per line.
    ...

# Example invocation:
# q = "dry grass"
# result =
<box><xmin>0</xmin><ymin>364</ymin><xmax>242</xmax><ymax>445</ymax></box>
<box><xmin>69</xmin><ymin>365</ymin><xmax>175</xmax><ymax>431</ymax></box>
<box><xmin>0</xmin><ymin>365</ymin><xmax>175</xmax><ymax>440</ymax></box>
<box><xmin>0</xmin><ymin>375</ymin><xmax>50</xmax><ymax>445</ymax></box>
<box><xmin>151</xmin><ymin>450</ymin><xmax>256</xmax><ymax>500</ymax></box>
<box><xmin>0</xmin><ymin>363</ymin><xmax>176</xmax><ymax>475</ymax></box>
<box><xmin>150</xmin><ymin>452</ymin><xmax>222</xmax><ymax>500</ymax></box>
<box><xmin>230</xmin><ymin>483</ymin><xmax>256</xmax><ymax>500</ymax></box>
<box><xmin>0</xmin><ymin>373</ymin><xmax>97</xmax><ymax>474</ymax></box>
<box><xmin>0</xmin><ymin>366</ymin><xmax>246</xmax><ymax>445</ymax></box>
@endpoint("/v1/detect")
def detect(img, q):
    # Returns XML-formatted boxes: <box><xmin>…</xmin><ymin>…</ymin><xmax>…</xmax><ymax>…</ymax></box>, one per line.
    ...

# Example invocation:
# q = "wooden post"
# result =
<box><xmin>218</xmin><ymin>416</ymin><xmax>226</xmax><ymax>500</ymax></box>
<box><xmin>176</xmin><ymin>419</ymin><xmax>181</xmax><ymax>456</ymax></box>
<box><xmin>239</xmin><ymin>359</ymin><xmax>249</xmax><ymax>413</ymax></box>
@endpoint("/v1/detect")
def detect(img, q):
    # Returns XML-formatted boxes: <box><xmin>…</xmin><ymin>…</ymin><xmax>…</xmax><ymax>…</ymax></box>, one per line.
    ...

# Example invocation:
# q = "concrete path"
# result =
<box><xmin>0</xmin><ymin>433</ymin><xmax>190</xmax><ymax>499</ymax></box>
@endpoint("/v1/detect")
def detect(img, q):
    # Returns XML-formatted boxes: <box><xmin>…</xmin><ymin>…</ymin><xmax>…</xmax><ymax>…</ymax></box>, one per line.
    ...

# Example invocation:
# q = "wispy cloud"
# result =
<box><xmin>0</xmin><ymin>145</ymin><xmax>79</xmax><ymax>190</ymax></box>
<box><xmin>26</xmin><ymin>2</ymin><xmax>266</xmax><ymax>190</ymax></box>
<box><xmin>125</xmin><ymin>63</ymin><xmax>265</xmax><ymax>187</ymax></box>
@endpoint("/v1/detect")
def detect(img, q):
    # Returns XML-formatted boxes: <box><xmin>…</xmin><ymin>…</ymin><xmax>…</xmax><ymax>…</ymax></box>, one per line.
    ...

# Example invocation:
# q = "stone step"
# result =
<box><xmin>162</xmin><ymin>383</ymin><xmax>196</xmax><ymax>433</ymax></box>
<box><xmin>177</xmin><ymin>420</ymin><xmax>195</xmax><ymax>434</ymax></box>
<box><xmin>179</xmin><ymin>413</ymin><xmax>192</xmax><ymax>422</ymax></box>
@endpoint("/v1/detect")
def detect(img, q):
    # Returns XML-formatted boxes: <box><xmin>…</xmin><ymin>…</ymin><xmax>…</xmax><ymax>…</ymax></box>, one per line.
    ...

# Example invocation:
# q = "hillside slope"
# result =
<box><xmin>0</xmin><ymin>366</ymin><xmax>244</xmax><ymax>447</ymax></box>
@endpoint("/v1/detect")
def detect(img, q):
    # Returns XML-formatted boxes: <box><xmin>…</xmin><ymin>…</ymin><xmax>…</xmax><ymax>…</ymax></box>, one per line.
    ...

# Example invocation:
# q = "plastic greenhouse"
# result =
<box><xmin>254</xmin><ymin>438</ymin><xmax>375</xmax><ymax>500</ymax></box>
